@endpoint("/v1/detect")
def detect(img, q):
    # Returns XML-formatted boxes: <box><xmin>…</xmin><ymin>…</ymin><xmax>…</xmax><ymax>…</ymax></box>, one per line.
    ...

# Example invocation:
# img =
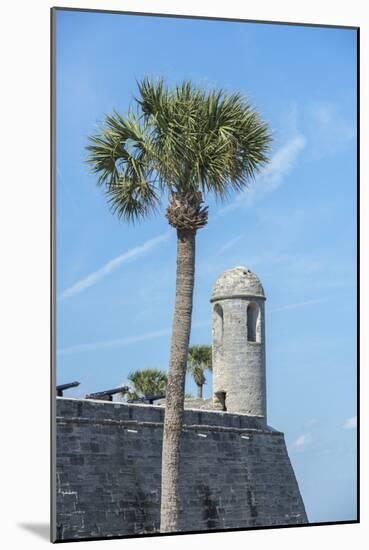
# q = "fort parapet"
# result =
<box><xmin>56</xmin><ymin>397</ymin><xmax>307</xmax><ymax>540</ymax></box>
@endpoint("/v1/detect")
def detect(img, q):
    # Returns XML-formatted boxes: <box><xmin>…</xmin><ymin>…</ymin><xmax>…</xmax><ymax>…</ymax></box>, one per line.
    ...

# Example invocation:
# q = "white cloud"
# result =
<box><xmin>259</xmin><ymin>134</ymin><xmax>306</xmax><ymax>189</ymax></box>
<box><xmin>57</xmin><ymin>320</ymin><xmax>210</xmax><ymax>355</ymax></box>
<box><xmin>307</xmin><ymin>101</ymin><xmax>355</xmax><ymax>158</ymax></box>
<box><xmin>219</xmin><ymin>134</ymin><xmax>306</xmax><ymax>215</ymax></box>
<box><xmin>291</xmin><ymin>432</ymin><xmax>312</xmax><ymax>452</ymax></box>
<box><xmin>59</xmin><ymin>231</ymin><xmax>171</xmax><ymax>300</ymax></box>
<box><xmin>57</xmin><ymin>327</ymin><xmax>172</xmax><ymax>355</ymax></box>
<box><xmin>268</xmin><ymin>297</ymin><xmax>329</xmax><ymax>314</ymax></box>
<box><xmin>343</xmin><ymin>416</ymin><xmax>357</xmax><ymax>430</ymax></box>
<box><xmin>305</xmin><ymin>418</ymin><xmax>318</xmax><ymax>428</ymax></box>
<box><xmin>216</xmin><ymin>234</ymin><xmax>244</xmax><ymax>255</ymax></box>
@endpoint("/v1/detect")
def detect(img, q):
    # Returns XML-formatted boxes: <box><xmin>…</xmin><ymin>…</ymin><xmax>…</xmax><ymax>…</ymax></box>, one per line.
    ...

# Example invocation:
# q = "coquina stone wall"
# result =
<box><xmin>55</xmin><ymin>397</ymin><xmax>307</xmax><ymax>541</ymax></box>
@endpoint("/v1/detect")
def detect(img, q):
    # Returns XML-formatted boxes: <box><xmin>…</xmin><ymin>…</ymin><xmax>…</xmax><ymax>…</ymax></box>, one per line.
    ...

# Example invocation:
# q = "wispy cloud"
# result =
<box><xmin>268</xmin><ymin>297</ymin><xmax>329</xmax><ymax>314</ymax></box>
<box><xmin>258</xmin><ymin>134</ymin><xmax>306</xmax><ymax>190</ymax></box>
<box><xmin>291</xmin><ymin>432</ymin><xmax>312</xmax><ymax>452</ymax></box>
<box><xmin>343</xmin><ymin>416</ymin><xmax>357</xmax><ymax>430</ymax></box>
<box><xmin>57</xmin><ymin>328</ymin><xmax>172</xmax><ymax>355</ymax></box>
<box><xmin>305</xmin><ymin>418</ymin><xmax>318</xmax><ymax>429</ymax></box>
<box><xmin>57</xmin><ymin>320</ymin><xmax>210</xmax><ymax>355</ymax></box>
<box><xmin>59</xmin><ymin>232</ymin><xmax>171</xmax><ymax>300</ymax></box>
<box><xmin>216</xmin><ymin>234</ymin><xmax>244</xmax><ymax>256</ymax></box>
<box><xmin>219</xmin><ymin>134</ymin><xmax>306</xmax><ymax>215</ymax></box>
<box><xmin>307</xmin><ymin>101</ymin><xmax>355</xmax><ymax>159</ymax></box>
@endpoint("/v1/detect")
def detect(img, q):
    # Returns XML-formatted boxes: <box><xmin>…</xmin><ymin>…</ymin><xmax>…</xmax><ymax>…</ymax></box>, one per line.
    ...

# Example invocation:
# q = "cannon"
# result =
<box><xmin>127</xmin><ymin>394</ymin><xmax>165</xmax><ymax>405</ymax></box>
<box><xmin>85</xmin><ymin>385</ymin><xmax>130</xmax><ymax>402</ymax></box>
<box><xmin>56</xmin><ymin>381</ymin><xmax>80</xmax><ymax>397</ymax></box>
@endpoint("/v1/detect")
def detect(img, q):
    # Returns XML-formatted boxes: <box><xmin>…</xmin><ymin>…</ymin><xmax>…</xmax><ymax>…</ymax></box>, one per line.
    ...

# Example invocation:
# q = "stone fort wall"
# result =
<box><xmin>56</xmin><ymin>397</ymin><xmax>307</xmax><ymax>541</ymax></box>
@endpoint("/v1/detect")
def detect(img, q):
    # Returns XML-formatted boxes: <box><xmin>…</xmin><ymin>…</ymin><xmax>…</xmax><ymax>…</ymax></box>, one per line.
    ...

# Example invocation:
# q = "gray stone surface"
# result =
<box><xmin>183</xmin><ymin>397</ymin><xmax>214</xmax><ymax>410</ymax></box>
<box><xmin>211</xmin><ymin>267</ymin><xmax>267</xmax><ymax>419</ymax></box>
<box><xmin>56</xmin><ymin>397</ymin><xmax>307</xmax><ymax>540</ymax></box>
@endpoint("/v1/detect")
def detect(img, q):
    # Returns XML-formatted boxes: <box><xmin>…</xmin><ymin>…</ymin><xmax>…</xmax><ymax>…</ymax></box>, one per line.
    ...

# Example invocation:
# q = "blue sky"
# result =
<box><xmin>55</xmin><ymin>9</ymin><xmax>357</xmax><ymax>525</ymax></box>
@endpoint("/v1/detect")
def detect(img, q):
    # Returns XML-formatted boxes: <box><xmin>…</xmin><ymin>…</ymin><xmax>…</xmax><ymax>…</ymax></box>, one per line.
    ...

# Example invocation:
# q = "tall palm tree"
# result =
<box><xmin>187</xmin><ymin>345</ymin><xmax>212</xmax><ymax>399</ymax></box>
<box><xmin>86</xmin><ymin>78</ymin><xmax>272</xmax><ymax>532</ymax></box>
<box><xmin>125</xmin><ymin>368</ymin><xmax>167</xmax><ymax>402</ymax></box>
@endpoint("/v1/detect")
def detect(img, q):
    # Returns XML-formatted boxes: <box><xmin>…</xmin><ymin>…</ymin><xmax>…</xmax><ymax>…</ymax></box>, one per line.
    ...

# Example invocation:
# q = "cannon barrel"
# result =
<box><xmin>56</xmin><ymin>381</ymin><xmax>80</xmax><ymax>396</ymax></box>
<box><xmin>85</xmin><ymin>386</ymin><xmax>130</xmax><ymax>401</ymax></box>
<box><xmin>127</xmin><ymin>394</ymin><xmax>165</xmax><ymax>404</ymax></box>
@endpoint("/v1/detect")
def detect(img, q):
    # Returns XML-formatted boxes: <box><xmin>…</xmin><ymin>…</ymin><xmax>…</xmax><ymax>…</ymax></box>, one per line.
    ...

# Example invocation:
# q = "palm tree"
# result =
<box><xmin>86</xmin><ymin>78</ymin><xmax>272</xmax><ymax>532</ymax></box>
<box><xmin>187</xmin><ymin>345</ymin><xmax>212</xmax><ymax>399</ymax></box>
<box><xmin>125</xmin><ymin>368</ymin><xmax>167</xmax><ymax>402</ymax></box>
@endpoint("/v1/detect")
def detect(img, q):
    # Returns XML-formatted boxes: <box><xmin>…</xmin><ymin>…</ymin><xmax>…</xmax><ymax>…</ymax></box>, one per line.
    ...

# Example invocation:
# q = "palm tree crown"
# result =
<box><xmin>187</xmin><ymin>345</ymin><xmax>212</xmax><ymax>400</ymax></box>
<box><xmin>86</xmin><ymin>78</ymin><xmax>272</xmax><ymax>226</ymax></box>
<box><xmin>125</xmin><ymin>368</ymin><xmax>167</xmax><ymax>400</ymax></box>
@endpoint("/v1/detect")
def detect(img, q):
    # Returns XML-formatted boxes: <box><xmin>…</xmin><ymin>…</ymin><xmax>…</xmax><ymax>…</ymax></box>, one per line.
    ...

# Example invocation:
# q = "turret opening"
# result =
<box><xmin>247</xmin><ymin>302</ymin><xmax>260</xmax><ymax>343</ymax></box>
<box><xmin>213</xmin><ymin>303</ymin><xmax>224</xmax><ymax>347</ymax></box>
<box><xmin>214</xmin><ymin>391</ymin><xmax>227</xmax><ymax>411</ymax></box>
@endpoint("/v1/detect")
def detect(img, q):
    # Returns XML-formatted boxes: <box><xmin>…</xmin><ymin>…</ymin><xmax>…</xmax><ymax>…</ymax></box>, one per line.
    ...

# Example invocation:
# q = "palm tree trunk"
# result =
<box><xmin>160</xmin><ymin>228</ymin><xmax>196</xmax><ymax>533</ymax></box>
<box><xmin>197</xmin><ymin>384</ymin><xmax>203</xmax><ymax>399</ymax></box>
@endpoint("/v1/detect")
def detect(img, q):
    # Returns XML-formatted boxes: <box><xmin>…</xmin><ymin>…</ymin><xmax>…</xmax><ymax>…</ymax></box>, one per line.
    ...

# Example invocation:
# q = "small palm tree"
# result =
<box><xmin>187</xmin><ymin>345</ymin><xmax>212</xmax><ymax>399</ymax></box>
<box><xmin>125</xmin><ymin>368</ymin><xmax>167</xmax><ymax>401</ymax></box>
<box><xmin>86</xmin><ymin>78</ymin><xmax>271</xmax><ymax>532</ymax></box>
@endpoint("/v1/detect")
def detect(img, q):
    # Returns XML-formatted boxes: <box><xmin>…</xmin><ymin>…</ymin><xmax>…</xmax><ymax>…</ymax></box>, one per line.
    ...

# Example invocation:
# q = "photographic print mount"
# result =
<box><xmin>51</xmin><ymin>5</ymin><xmax>359</xmax><ymax>543</ymax></box>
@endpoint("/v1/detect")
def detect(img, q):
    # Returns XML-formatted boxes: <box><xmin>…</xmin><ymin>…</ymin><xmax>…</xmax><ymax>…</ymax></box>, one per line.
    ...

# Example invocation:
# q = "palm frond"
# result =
<box><xmin>86</xmin><ymin>111</ymin><xmax>161</xmax><ymax>221</ymax></box>
<box><xmin>106</xmin><ymin>176</ymin><xmax>159</xmax><ymax>222</ymax></box>
<box><xmin>127</xmin><ymin>368</ymin><xmax>168</xmax><ymax>398</ymax></box>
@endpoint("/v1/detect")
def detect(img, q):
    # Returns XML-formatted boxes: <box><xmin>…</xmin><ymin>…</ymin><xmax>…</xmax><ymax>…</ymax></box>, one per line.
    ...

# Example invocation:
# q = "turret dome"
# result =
<box><xmin>211</xmin><ymin>266</ymin><xmax>265</xmax><ymax>301</ymax></box>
